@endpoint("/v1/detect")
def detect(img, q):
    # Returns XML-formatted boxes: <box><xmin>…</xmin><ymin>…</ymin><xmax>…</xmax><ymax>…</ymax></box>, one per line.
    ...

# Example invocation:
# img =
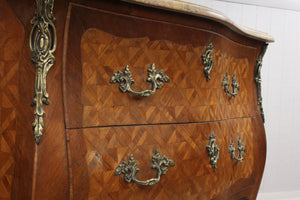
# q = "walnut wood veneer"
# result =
<box><xmin>0</xmin><ymin>0</ymin><xmax>272</xmax><ymax>199</ymax></box>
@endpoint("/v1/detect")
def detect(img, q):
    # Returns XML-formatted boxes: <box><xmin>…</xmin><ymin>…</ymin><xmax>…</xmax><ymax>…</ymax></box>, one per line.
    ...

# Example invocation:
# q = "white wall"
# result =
<box><xmin>182</xmin><ymin>0</ymin><xmax>300</xmax><ymax>199</ymax></box>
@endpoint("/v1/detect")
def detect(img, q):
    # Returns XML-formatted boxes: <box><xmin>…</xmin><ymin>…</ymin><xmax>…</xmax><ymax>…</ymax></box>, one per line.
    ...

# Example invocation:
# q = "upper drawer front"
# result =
<box><xmin>68</xmin><ymin>117</ymin><xmax>266</xmax><ymax>200</ymax></box>
<box><xmin>63</xmin><ymin>4</ymin><xmax>260</xmax><ymax>128</ymax></box>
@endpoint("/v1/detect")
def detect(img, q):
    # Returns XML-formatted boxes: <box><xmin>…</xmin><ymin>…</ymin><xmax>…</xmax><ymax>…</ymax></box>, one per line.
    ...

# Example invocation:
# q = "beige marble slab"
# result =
<box><xmin>122</xmin><ymin>0</ymin><xmax>274</xmax><ymax>42</ymax></box>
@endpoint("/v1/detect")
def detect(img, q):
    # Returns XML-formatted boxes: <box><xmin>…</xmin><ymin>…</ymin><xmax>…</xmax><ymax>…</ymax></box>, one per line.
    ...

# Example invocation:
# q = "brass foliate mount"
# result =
<box><xmin>255</xmin><ymin>43</ymin><xmax>268</xmax><ymax>122</ymax></box>
<box><xmin>110</xmin><ymin>63</ymin><xmax>170</xmax><ymax>97</ymax></box>
<box><xmin>202</xmin><ymin>43</ymin><xmax>214</xmax><ymax>81</ymax></box>
<box><xmin>222</xmin><ymin>73</ymin><xmax>240</xmax><ymax>97</ymax></box>
<box><xmin>30</xmin><ymin>0</ymin><xmax>57</xmax><ymax>144</ymax></box>
<box><xmin>206</xmin><ymin>132</ymin><xmax>219</xmax><ymax>171</ymax></box>
<box><xmin>115</xmin><ymin>150</ymin><xmax>175</xmax><ymax>186</ymax></box>
<box><xmin>229</xmin><ymin>137</ymin><xmax>246</xmax><ymax>162</ymax></box>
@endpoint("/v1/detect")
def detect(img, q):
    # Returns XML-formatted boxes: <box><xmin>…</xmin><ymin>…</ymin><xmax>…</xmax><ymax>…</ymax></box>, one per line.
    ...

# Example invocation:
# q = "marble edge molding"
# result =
<box><xmin>122</xmin><ymin>0</ymin><xmax>275</xmax><ymax>43</ymax></box>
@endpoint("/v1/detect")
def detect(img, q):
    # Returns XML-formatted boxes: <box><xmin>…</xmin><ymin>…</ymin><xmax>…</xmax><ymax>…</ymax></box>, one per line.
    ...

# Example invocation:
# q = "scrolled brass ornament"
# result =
<box><xmin>222</xmin><ymin>73</ymin><xmax>240</xmax><ymax>97</ymax></box>
<box><xmin>202</xmin><ymin>42</ymin><xmax>214</xmax><ymax>81</ymax></box>
<box><xmin>255</xmin><ymin>43</ymin><xmax>268</xmax><ymax>122</ymax></box>
<box><xmin>110</xmin><ymin>63</ymin><xmax>170</xmax><ymax>97</ymax></box>
<box><xmin>206</xmin><ymin>132</ymin><xmax>219</xmax><ymax>171</ymax></box>
<box><xmin>229</xmin><ymin>137</ymin><xmax>246</xmax><ymax>162</ymax></box>
<box><xmin>115</xmin><ymin>150</ymin><xmax>175</xmax><ymax>186</ymax></box>
<box><xmin>30</xmin><ymin>0</ymin><xmax>57</xmax><ymax>144</ymax></box>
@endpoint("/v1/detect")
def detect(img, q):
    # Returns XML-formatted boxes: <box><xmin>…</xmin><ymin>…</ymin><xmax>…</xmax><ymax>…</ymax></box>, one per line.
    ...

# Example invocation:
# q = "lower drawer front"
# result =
<box><xmin>68</xmin><ymin>118</ymin><xmax>265</xmax><ymax>200</ymax></box>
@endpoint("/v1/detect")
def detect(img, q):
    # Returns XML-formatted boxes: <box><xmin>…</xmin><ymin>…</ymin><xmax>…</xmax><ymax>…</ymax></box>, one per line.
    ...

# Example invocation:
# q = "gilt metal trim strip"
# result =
<box><xmin>110</xmin><ymin>63</ymin><xmax>170</xmax><ymax>97</ymax></box>
<box><xmin>30</xmin><ymin>0</ymin><xmax>57</xmax><ymax>144</ymax></box>
<box><xmin>115</xmin><ymin>150</ymin><xmax>175</xmax><ymax>186</ymax></box>
<box><xmin>255</xmin><ymin>43</ymin><xmax>268</xmax><ymax>122</ymax></box>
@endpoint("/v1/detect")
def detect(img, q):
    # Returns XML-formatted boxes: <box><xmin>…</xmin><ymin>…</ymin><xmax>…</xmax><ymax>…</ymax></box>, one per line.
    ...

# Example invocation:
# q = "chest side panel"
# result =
<box><xmin>0</xmin><ymin>1</ymin><xmax>24</xmax><ymax>199</ymax></box>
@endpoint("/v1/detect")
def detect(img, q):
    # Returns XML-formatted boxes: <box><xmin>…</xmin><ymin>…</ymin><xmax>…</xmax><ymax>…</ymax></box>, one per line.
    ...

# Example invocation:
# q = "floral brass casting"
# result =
<box><xmin>222</xmin><ymin>73</ymin><xmax>240</xmax><ymax>97</ymax></box>
<box><xmin>255</xmin><ymin>43</ymin><xmax>268</xmax><ymax>122</ymax></box>
<box><xmin>110</xmin><ymin>63</ymin><xmax>170</xmax><ymax>97</ymax></box>
<box><xmin>30</xmin><ymin>0</ymin><xmax>57</xmax><ymax>144</ymax></box>
<box><xmin>115</xmin><ymin>150</ymin><xmax>175</xmax><ymax>186</ymax></box>
<box><xmin>206</xmin><ymin>132</ymin><xmax>219</xmax><ymax>171</ymax></box>
<box><xmin>202</xmin><ymin>43</ymin><xmax>214</xmax><ymax>81</ymax></box>
<box><xmin>229</xmin><ymin>137</ymin><xmax>246</xmax><ymax>162</ymax></box>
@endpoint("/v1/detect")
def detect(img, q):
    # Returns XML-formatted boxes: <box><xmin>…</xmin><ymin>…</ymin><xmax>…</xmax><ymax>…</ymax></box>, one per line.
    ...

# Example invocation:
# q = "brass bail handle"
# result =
<box><xmin>229</xmin><ymin>137</ymin><xmax>246</xmax><ymax>162</ymax></box>
<box><xmin>115</xmin><ymin>150</ymin><xmax>175</xmax><ymax>186</ymax></box>
<box><xmin>222</xmin><ymin>73</ymin><xmax>240</xmax><ymax>97</ymax></box>
<box><xmin>110</xmin><ymin>63</ymin><xmax>170</xmax><ymax>97</ymax></box>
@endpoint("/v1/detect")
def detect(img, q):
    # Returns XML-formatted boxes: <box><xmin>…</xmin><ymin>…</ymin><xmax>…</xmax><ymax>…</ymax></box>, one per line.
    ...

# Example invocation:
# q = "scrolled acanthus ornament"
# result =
<box><xmin>30</xmin><ymin>0</ymin><xmax>57</xmax><ymax>144</ymax></box>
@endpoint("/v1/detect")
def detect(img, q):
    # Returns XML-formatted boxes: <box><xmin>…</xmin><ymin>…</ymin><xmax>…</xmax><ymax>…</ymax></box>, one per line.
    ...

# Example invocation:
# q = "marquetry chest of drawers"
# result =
<box><xmin>1</xmin><ymin>0</ymin><xmax>273</xmax><ymax>199</ymax></box>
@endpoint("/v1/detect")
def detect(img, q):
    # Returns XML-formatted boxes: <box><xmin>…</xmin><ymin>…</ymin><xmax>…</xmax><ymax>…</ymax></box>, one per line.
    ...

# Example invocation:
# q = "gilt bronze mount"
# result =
<box><xmin>202</xmin><ymin>43</ymin><xmax>214</xmax><ymax>81</ymax></box>
<box><xmin>115</xmin><ymin>150</ymin><xmax>175</xmax><ymax>186</ymax></box>
<box><xmin>222</xmin><ymin>73</ymin><xmax>240</xmax><ymax>97</ymax></box>
<box><xmin>110</xmin><ymin>63</ymin><xmax>170</xmax><ymax>97</ymax></box>
<box><xmin>206</xmin><ymin>132</ymin><xmax>219</xmax><ymax>171</ymax></box>
<box><xmin>229</xmin><ymin>137</ymin><xmax>246</xmax><ymax>162</ymax></box>
<box><xmin>30</xmin><ymin>0</ymin><xmax>57</xmax><ymax>144</ymax></box>
<box><xmin>255</xmin><ymin>43</ymin><xmax>268</xmax><ymax>122</ymax></box>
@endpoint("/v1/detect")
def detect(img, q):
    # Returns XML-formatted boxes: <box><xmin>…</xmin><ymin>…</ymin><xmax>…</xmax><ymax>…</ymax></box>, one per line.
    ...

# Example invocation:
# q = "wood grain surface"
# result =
<box><xmin>63</xmin><ymin>3</ymin><xmax>262</xmax><ymax>129</ymax></box>
<box><xmin>31</xmin><ymin>0</ymin><xmax>70</xmax><ymax>199</ymax></box>
<box><xmin>68</xmin><ymin>117</ymin><xmax>265</xmax><ymax>200</ymax></box>
<box><xmin>0</xmin><ymin>1</ymin><xmax>24</xmax><ymax>199</ymax></box>
<box><xmin>0</xmin><ymin>0</ymin><xmax>267</xmax><ymax>199</ymax></box>
<box><xmin>61</xmin><ymin>1</ymin><xmax>266</xmax><ymax>200</ymax></box>
<box><xmin>4</xmin><ymin>0</ymin><xmax>70</xmax><ymax>199</ymax></box>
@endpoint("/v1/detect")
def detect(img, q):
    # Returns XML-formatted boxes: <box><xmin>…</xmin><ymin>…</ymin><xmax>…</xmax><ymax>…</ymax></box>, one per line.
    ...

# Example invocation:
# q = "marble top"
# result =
<box><xmin>122</xmin><ymin>0</ymin><xmax>274</xmax><ymax>42</ymax></box>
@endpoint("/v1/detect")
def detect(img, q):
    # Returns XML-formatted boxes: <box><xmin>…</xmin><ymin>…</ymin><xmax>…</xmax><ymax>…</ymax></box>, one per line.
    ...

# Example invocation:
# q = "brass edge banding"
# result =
<box><xmin>30</xmin><ymin>0</ymin><xmax>57</xmax><ymax>144</ymax></box>
<box><xmin>255</xmin><ymin>43</ymin><xmax>268</xmax><ymax>122</ymax></box>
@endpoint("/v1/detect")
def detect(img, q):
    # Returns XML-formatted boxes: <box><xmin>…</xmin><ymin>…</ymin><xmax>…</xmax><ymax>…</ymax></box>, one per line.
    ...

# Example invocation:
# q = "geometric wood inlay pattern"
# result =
<box><xmin>0</xmin><ymin>1</ymin><xmax>24</xmax><ymax>199</ymax></box>
<box><xmin>61</xmin><ymin>3</ymin><xmax>267</xmax><ymax>200</ymax></box>
<box><xmin>78</xmin><ymin>28</ymin><xmax>257</xmax><ymax>128</ymax></box>
<box><xmin>69</xmin><ymin>118</ymin><xmax>255</xmax><ymax>200</ymax></box>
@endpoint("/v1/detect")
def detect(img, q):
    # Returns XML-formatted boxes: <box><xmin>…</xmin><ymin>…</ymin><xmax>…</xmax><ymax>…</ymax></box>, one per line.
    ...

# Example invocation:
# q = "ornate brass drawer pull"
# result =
<box><xmin>202</xmin><ymin>43</ymin><xmax>214</xmax><ymax>81</ymax></box>
<box><xmin>115</xmin><ymin>150</ymin><xmax>175</xmax><ymax>186</ymax></box>
<box><xmin>229</xmin><ymin>137</ymin><xmax>246</xmax><ymax>162</ymax></box>
<box><xmin>206</xmin><ymin>132</ymin><xmax>219</xmax><ymax>171</ymax></box>
<box><xmin>110</xmin><ymin>63</ymin><xmax>170</xmax><ymax>97</ymax></box>
<box><xmin>222</xmin><ymin>73</ymin><xmax>240</xmax><ymax>97</ymax></box>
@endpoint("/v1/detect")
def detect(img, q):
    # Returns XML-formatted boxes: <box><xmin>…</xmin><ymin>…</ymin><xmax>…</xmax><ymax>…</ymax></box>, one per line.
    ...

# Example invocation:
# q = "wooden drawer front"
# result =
<box><xmin>68</xmin><ymin>118</ymin><xmax>265</xmax><ymax>200</ymax></box>
<box><xmin>63</xmin><ymin>4</ymin><xmax>260</xmax><ymax>128</ymax></box>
